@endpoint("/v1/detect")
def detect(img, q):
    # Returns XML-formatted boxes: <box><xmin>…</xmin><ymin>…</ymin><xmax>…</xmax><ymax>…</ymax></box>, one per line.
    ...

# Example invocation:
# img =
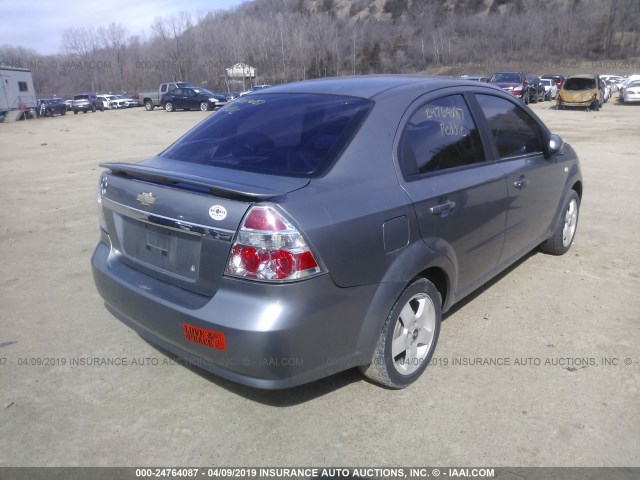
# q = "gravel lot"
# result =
<box><xmin>0</xmin><ymin>98</ymin><xmax>639</xmax><ymax>467</ymax></box>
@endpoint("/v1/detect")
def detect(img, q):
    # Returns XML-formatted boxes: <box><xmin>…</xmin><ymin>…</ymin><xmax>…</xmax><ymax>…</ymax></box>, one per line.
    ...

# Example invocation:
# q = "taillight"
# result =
<box><xmin>225</xmin><ymin>205</ymin><xmax>323</xmax><ymax>282</ymax></box>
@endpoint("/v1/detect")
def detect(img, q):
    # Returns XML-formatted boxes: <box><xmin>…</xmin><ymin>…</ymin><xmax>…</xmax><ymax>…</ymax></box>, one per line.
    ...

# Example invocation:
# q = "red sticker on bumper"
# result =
<box><xmin>183</xmin><ymin>324</ymin><xmax>227</xmax><ymax>351</ymax></box>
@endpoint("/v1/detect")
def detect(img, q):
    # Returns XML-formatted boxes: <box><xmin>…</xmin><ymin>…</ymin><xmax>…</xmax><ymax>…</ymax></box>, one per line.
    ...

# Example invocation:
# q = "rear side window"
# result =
<box><xmin>475</xmin><ymin>94</ymin><xmax>543</xmax><ymax>159</ymax></box>
<box><xmin>161</xmin><ymin>93</ymin><xmax>373</xmax><ymax>178</ymax></box>
<box><xmin>399</xmin><ymin>94</ymin><xmax>485</xmax><ymax>177</ymax></box>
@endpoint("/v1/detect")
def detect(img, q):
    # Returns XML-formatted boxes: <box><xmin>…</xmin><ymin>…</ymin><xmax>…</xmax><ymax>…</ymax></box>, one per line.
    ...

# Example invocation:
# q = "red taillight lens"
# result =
<box><xmin>270</xmin><ymin>250</ymin><xmax>296</xmax><ymax>279</ymax></box>
<box><xmin>225</xmin><ymin>205</ymin><xmax>322</xmax><ymax>282</ymax></box>
<box><xmin>243</xmin><ymin>207</ymin><xmax>288</xmax><ymax>231</ymax></box>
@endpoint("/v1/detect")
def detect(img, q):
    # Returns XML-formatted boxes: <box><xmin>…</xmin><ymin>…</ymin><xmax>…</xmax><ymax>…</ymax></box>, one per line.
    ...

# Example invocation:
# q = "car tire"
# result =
<box><xmin>62</xmin><ymin>109</ymin><xmax>66</xmax><ymax>116</ymax></box>
<box><xmin>73</xmin><ymin>110</ymin><xmax>78</xmax><ymax>115</ymax></box>
<box><xmin>165</xmin><ymin>102</ymin><xmax>174</xmax><ymax>112</ymax></box>
<box><xmin>524</xmin><ymin>91</ymin><xmax>529</xmax><ymax>104</ymax></box>
<box><xmin>144</xmin><ymin>100</ymin><xmax>154</xmax><ymax>111</ymax></box>
<box><xmin>591</xmin><ymin>100</ymin><xmax>600</xmax><ymax>111</ymax></box>
<box><xmin>91</xmin><ymin>105</ymin><xmax>96</xmax><ymax>113</ymax></box>
<box><xmin>360</xmin><ymin>278</ymin><xmax>441</xmax><ymax>389</ymax></box>
<box><xmin>540</xmin><ymin>190</ymin><xmax>580</xmax><ymax>256</ymax></box>
<box><xmin>200</xmin><ymin>102</ymin><xmax>210</xmax><ymax>112</ymax></box>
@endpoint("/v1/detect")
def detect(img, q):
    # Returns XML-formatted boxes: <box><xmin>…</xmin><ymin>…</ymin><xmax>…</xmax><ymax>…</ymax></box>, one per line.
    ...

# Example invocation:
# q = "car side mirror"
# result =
<box><xmin>547</xmin><ymin>134</ymin><xmax>564</xmax><ymax>157</ymax></box>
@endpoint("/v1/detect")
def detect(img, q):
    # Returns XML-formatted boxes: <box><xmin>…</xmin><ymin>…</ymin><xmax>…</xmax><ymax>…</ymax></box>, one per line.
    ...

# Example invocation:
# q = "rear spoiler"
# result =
<box><xmin>100</xmin><ymin>162</ymin><xmax>307</xmax><ymax>201</ymax></box>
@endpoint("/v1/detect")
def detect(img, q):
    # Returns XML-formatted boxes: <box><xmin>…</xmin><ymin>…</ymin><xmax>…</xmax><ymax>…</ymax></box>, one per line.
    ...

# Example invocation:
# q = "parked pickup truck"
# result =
<box><xmin>138</xmin><ymin>82</ymin><xmax>193</xmax><ymax>111</ymax></box>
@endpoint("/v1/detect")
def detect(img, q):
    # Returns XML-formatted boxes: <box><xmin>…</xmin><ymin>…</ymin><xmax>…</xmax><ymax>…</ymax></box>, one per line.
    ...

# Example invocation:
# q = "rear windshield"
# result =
<box><xmin>160</xmin><ymin>93</ymin><xmax>373</xmax><ymax>178</ymax></box>
<box><xmin>74</xmin><ymin>95</ymin><xmax>89</xmax><ymax>100</ymax></box>
<box><xmin>491</xmin><ymin>73</ymin><xmax>522</xmax><ymax>83</ymax></box>
<box><xmin>564</xmin><ymin>78</ymin><xmax>596</xmax><ymax>90</ymax></box>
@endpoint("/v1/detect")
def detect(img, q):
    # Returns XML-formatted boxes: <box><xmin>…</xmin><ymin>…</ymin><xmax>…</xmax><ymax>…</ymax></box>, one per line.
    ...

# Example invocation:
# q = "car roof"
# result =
<box><xmin>253</xmin><ymin>75</ymin><xmax>496</xmax><ymax>99</ymax></box>
<box><xmin>567</xmin><ymin>74</ymin><xmax>597</xmax><ymax>79</ymax></box>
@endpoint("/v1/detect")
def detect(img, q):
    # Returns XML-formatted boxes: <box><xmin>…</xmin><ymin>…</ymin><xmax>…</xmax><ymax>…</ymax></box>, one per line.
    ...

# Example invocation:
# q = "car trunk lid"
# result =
<box><xmin>100</xmin><ymin>159</ymin><xmax>309</xmax><ymax>296</ymax></box>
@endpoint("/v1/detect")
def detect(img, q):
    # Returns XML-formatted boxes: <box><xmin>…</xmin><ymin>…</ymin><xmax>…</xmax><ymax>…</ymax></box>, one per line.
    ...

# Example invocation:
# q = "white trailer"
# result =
<box><xmin>0</xmin><ymin>67</ymin><xmax>37</xmax><ymax>115</ymax></box>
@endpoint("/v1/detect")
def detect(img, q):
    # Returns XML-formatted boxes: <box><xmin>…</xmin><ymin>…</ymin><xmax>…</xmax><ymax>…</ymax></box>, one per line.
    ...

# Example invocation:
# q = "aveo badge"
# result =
<box><xmin>209</xmin><ymin>205</ymin><xmax>227</xmax><ymax>221</ymax></box>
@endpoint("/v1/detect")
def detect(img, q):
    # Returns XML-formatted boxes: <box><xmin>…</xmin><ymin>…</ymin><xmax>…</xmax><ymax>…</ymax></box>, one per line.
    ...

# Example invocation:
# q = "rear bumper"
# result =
<box><xmin>92</xmin><ymin>240</ymin><xmax>377</xmax><ymax>389</ymax></box>
<box><xmin>558</xmin><ymin>101</ymin><xmax>592</xmax><ymax>107</ymax></box>
<box><xmin>557</xmin><ymin>96</ymin><xmax>597</xmax><ymax>108</ymax></box>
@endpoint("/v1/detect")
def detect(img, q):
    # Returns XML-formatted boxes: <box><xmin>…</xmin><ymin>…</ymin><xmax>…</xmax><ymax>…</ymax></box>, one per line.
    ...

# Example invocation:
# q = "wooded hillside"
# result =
<box><xmin>1</xmin><ymin>0</ymin><xmax>638</xmax><ymax>97</ymax></box>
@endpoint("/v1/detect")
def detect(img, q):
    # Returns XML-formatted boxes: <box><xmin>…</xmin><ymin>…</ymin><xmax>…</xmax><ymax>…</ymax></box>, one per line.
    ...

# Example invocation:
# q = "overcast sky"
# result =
<box><xmin>0</xmin><ymin>0</ymin><xmax>247</xmax><ymax>55</ymax></box>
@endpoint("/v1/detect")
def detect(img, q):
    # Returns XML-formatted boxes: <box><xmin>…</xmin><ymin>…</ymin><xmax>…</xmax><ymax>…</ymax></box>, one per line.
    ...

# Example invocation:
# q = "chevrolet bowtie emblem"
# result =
<box><xmin>137</xmin><ymin>192</ymin><xmax>157</xmax><ymax>206</ymax></box>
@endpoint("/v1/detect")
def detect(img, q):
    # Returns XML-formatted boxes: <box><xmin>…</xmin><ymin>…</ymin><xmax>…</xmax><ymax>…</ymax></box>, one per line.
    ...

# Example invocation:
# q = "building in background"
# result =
<box><xmin>224</xmin><ymin>63</ymin><xmax>256</xmax><ymax>91</ymax></box>
<box><xmin>0</xmin><ymin>67</ymin><xmax>37</xmax><ymax>115</ymax></box>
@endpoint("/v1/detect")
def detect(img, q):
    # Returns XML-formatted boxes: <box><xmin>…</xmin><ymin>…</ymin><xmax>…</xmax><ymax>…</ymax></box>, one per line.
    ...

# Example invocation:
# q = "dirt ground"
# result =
<box><xmin>0</xmin><ymin>97</ymin><xmax>639</xmax><ymax>467</ymax></box>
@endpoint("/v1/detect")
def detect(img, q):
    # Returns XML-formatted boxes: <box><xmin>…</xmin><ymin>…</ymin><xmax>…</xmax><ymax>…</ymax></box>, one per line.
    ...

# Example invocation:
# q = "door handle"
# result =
<box><xmin>430</xmin><ymin>201</ymin><xmax>456</xmax><ymax>216</ymax></box>
<box><xmin>513</xmin><ymin>177</ymin><xmax>529</xmax><ymax>190</ymax></box>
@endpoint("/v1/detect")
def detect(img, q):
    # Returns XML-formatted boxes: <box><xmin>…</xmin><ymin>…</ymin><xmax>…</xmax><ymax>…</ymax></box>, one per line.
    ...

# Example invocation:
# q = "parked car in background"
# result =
<box><xmin>600</xmin><ymin>75</ymin><xmax>625</xmax><ymax>91</ymax></box>
<box><xmin>620</xmin><ymin>79</ymin><xmax>640</xmax><ymax>103</ymax></box>
<box><xmin>527</xmin><ymin>76</ymin><xmax>546</xmax><ymax>103</ymax></box>
<box><xmin>110</xmin><ymin>95</ymin><xmax>129</xmax><ymax>109</ymax></box>
<box><xmin>72</xmin><ymin>93</ymin><xmax>104</xmax><ymax>114</ymax></box>
<box><xmin>37</xmin><ymin>98</ymin><xmax>67</xmax><ymax>117</ymax></box>
<box><xmin>556</xmin><ymin>74</ymin><xmax>602</xmax><ymax>111</ymax></box>
<box><xmin>605</xmin><ymin>79</ymin><xmax>617</xmax><ymax>93</ymax></box>
<box><xmin>599</xmin><ymin>78</ymin><xmax>611</xmax><ymax>103</ymax></box>
<box><xmin>63</xmin><ymin>99</ymin><xmax>73</xmax><ymax>111</ymax></box>
<box><xmin>618</xmin><ymin>75</ymin><xmax>640</xmax><ymax>97</ymax></box>
<box><xmin>161</xmin><ymin>87</ymin><xmax>228</xmax><ymax>112</ymax></box>
<box><xmin>115</xmin><ymin>95</ymin><xmax>139</xmax><ymax>108</ymax></box>
<box><xmin>138</xmin><ymin>82</ymin><xmax>194</xmax><ymax>110</ymax></box>
<box><xmin>460</xmin><ymin>75</ymin><xmax>489</xmax><ymax>82</ymax></box>
<box><xmin>541</xmin><ymin>78</ymin><xmax>558</xmax><ymax>100</ymax></box>
<box><xmin>93</xmin><ymin>76</ymin><xmax>582</xmax><ymax>390</ymax></box>
<box><xmin>541</xmin><ymin>74</ymin><xmax>565</xmax><ymax>91</ymax></box>
<box><xmin>97</xmin><ymin>94</ymin><xmax>115</xmax><ymax>109</ymax></box>
<box><xmin>489</xmin><ymin>72</ymin><xmax>530</xmax><ymax>103</ymax></box>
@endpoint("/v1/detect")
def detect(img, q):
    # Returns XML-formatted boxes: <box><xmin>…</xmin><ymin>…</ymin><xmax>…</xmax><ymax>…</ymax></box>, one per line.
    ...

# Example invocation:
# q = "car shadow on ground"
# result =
<box><xmin>442</xmin><ymin>249</ymin><xmax>538</xmax><ymax>319</ymax></box>
<box><xmin>144</xmin><ymin>339</ymin><xmax>364</xmax><ymax>406</ymax></box>
<box><xmin>143</xmin><ymin>249</ymin><xmax>540</xmax><ymax>406</ymax></box>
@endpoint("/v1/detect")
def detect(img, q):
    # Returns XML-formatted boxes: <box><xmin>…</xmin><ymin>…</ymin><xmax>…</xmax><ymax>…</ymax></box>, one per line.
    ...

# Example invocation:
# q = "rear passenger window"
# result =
<box><xmin>475</xmin><ymin>94</ymin><xmax>543</xmax><ymax>158</ymax></box>
<box><xmin>399</xmin><ymin>94</ymin><xmax>485</xmax><ymax>177</ymax></box>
